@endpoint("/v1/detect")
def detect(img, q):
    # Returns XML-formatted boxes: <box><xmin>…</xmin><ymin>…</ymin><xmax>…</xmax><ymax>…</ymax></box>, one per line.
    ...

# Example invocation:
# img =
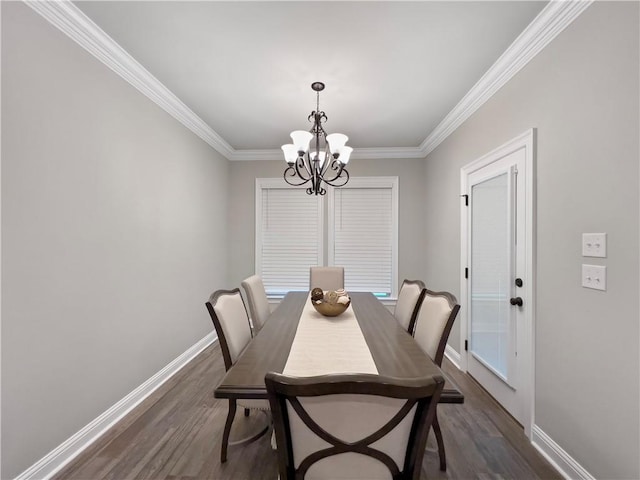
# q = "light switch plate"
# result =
<box><xmin>582</xmin><ymin>264</ymin><xmax>606</xmax><ymax>291</ymax></box>
<box><xmin>582</xmin><ymin>233</ymin><xmax>607</xmax><ymax>257</ymax></box>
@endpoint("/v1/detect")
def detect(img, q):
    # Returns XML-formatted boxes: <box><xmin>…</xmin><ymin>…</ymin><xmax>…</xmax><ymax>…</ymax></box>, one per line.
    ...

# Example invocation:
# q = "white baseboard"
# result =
<box><xmin>444</xmin><ymin>344</ymin><xmax>462</xmax><ymax>369</ymax></box>
<box><xmin>15</xmin><ymin>332</ymin><xmax>217</xmax><ymax>480</ymax></box>
<box><xmin>531</xmin><ymin>424</ymin><xmax>595</xmax><ymax>480</ymax></box>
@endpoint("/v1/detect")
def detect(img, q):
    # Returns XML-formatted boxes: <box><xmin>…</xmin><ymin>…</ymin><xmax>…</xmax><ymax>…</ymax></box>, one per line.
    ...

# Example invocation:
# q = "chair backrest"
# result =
<box><xmin>413</xmin><ymin>289</ymin><xmax>460</xmax><ymax>367</ymax></box>
<box><xmin>205</xmin><ymin>288</ymin><xmax>253</xmax><ymax>371</ymax></box>
<box><xmin>309</xmin><ymin>266</ymin><xmax>344</xmax><ymax>291</ymax></box>
<box><xmin>266</xmin><ymin>372</ymin><xmax>444</xmax><ymax>480</ymax></box>
<box><xmin>241</xmin><ymin>274</ymin><xmax>271</xmax><ymax>332</ymax></box>
<box><xmin>394</xmin><ymin>279</ymin><xmax>426</xmax><ymax>334</ymax></box>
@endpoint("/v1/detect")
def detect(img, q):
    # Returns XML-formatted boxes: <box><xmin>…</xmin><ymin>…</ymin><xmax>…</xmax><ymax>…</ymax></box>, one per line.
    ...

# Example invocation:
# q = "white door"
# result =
<box><xmin>461</xmin><ymin>130</ymin><xmax>534</xmax><ymax>436</ymax></box>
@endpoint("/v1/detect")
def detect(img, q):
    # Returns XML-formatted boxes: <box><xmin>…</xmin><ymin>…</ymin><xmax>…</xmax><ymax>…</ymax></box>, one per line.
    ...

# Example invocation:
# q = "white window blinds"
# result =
<box><xmin>329</xmin><ymin>178</ymin><xmax>398</xmax><ymax>297</ymax></box>
<box><xmin>256</xmin><ymin>180</ymin><xmax>323</xmax><ymax>295</ymax></box>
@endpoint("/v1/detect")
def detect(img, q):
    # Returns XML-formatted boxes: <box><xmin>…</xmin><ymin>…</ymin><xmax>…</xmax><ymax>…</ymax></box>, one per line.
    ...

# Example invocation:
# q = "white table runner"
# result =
<box><xmin>283</xmin><ymin>294</ymin><xmax>378</xmax><ymax>376</ymax></box>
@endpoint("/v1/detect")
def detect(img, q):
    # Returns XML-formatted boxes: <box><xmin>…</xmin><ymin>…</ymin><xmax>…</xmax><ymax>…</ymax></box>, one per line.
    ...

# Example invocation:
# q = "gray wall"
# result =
<box><xmin>424</xmin><ymin>2</ymin><xmax>639</xmax><ymax>479</ymax></box>
<box><xmin>1</xmin><ymin>3</ymin><xmax>229</xmax><ymax>477</ymax></box>
<box><xmin>228</xmin><ymin>158</ymin><xmax>427</xmax><ymax>292</ymax></box>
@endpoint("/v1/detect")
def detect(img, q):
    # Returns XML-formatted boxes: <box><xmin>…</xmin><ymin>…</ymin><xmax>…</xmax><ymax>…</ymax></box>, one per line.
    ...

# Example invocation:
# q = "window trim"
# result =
<box><xmin>327</xmin><ymin>176</ymin><xmax>399</xmax><ymax>298</ymax></box>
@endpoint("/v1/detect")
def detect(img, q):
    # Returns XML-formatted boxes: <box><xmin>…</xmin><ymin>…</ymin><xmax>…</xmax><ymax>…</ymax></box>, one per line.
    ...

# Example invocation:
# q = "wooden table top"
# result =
<box><xmin>214</xmin><ymin>291</ymin><xmax>463</xmax><ymax>403</ymax></box>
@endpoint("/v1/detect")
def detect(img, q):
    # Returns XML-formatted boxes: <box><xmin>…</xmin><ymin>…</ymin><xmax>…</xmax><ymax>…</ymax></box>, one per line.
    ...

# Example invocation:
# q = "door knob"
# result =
<box><xmin>510</xmin><ymin>297</ymin><xmax>523</xmax><ymax>307</ymax></box>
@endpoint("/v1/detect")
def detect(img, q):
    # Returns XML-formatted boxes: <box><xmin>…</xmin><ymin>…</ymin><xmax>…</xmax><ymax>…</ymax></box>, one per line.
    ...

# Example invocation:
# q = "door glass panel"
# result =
<box><xmin>470</xmin><ymin>172</ymin><xmax>510</xmax><ymax>379</ymax></box>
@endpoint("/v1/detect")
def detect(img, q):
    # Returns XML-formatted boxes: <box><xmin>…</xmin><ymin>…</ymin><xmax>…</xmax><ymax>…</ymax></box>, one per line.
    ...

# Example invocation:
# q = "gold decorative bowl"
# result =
<box><xmin>311</xmin><ymin>300</ymin><xmax>351</xmax><ymax>317</ymax></box>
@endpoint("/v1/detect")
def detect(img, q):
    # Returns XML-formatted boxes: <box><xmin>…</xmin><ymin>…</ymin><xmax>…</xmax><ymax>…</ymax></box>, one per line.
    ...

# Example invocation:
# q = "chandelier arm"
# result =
<box><xmin>321</xmin><ymin>164</ymin><xmax>350</xmax><ymax>188</ymax></box>
<box><xmin>283</xmin><ymin>158</ymin><xmax>312</xmax><ymax>187</ymax></box>
<box><xmin>284</xmin><ymin>167</ymin><xmax>310</xmax><ymax>187</ymax></box>
<box><xmin>296</xmin><ymin>155</ymin><xmax>313</xmax><ymax>179</ymax></box>
<box><xmin>320</xmin><ymin>159</ymin><xmax>345</xmax><ymax>182</ymax></box>
<box><xmin>319</xmin><ymin>147</ymin><xmax>335</xmax><ymax>178</ymax></box>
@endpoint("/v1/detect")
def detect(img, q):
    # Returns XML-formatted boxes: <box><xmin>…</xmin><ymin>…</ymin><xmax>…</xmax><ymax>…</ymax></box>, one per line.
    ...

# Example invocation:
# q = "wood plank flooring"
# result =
<box><xmin>54</xmin><ymin>343</ymin><xmax>561</xmax><ymax>480</ymax></box>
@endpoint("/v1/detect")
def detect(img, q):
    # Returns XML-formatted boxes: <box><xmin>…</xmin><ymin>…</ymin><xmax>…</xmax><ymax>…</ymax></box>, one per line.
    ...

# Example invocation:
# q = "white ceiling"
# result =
<box><xmin>73</xmin><ymin>1</ymin><xmax>546</xmax><ymax>154</ymax></box>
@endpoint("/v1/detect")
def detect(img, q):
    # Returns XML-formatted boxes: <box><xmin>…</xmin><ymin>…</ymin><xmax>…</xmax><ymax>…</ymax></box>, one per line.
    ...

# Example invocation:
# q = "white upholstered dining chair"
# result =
<box><xmin>412</xmin><ymin>288</ymin><xmax>460</xmax><ymax>471</ymax></box>
<box><xmin>394</xmin><ymin>279</ymin><xmax>426</xmax><ymax>334</ymax></box>
<box><xmin>241</xmin><ymin>274</ymin><xmax>271</xmax><ymax>333</ymax></box>
<box><xmin>205</xmin><ymin>288</ymin><xmax>270</xmax><ymax>462</ymax></box>
<box><xmin>265</xmin><ymin>372</ymin><xmax>444</xmax><ymax>480</ymax></box>
<box><xmin>309</xmin><ymin>266</ymin><xmax>344</xmax><ymax>291</ymax></box>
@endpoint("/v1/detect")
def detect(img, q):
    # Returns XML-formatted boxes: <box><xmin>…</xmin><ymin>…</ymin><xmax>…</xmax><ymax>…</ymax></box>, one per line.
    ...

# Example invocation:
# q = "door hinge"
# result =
<box><xmin>464</xmin><ymin>267</ymin><xmax>469</xmax><ymax>279</ymax></box>
<box><xmin>461</xmin><ymin>194</ymin><xmax>469</xmax><ymax>206</ymax></box>
<box><xmin>464</xmin><ymin>340</ymin><xmax>468</xmax><ymax>351</ymax></box>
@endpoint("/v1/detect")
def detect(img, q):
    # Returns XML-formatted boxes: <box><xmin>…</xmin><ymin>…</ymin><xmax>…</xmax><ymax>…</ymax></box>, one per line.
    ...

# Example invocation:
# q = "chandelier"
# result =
<box><xmin>281</xmin><ymin>82</ymin><xmax>352</xmax><ymax>195</ymax></box>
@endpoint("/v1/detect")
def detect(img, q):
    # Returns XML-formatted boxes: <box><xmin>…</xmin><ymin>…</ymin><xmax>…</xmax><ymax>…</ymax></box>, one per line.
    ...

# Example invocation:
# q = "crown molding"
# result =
<box><xmin>350</xmin><ymin>146</ymin><xmax>426</xmax><ymax>160</ymax></box>
<box><xmin>228</xmin><ymin>149</ymin><xmax>280</xmax><ymax>161</ymax></box>
<box><xmin>420</xmin><ymin>0</ymin><xmax>593</xmax><ymax>157</ymax></box>
<box><xmin>25</xmin><ymin>0</ymin><xmax>235</xmax><ymax>159</ymax></box>
<box><xmin>26</xmin><ymin>0</ymin><xmax>592</xmax><ymax>162</ymax></box>
<box><xmin>229</xmin><ymin>146</ymin><xmax>426</xmax><ymax>161</ymax></box>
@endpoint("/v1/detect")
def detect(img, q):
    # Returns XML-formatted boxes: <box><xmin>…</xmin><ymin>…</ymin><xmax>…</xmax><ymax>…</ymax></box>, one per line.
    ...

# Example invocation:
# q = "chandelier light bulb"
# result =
<box><xmin>338</xmin><ymin>146</ymin><xmax>353</xmax><ymax>165</ymax></box>
<box><xmin>281</xmin><ymin>144</ymin><xmax>298</xmax><ymax>165</ymax></box>
<box><xmin>290</xmin><ymin>130</ymin><xmax>313</xmax><ymax>154</ymax></box>
<box><xmin>310</xmin><ymin>151</ymin><xmax>327</xmax><ymax>168</ymax></box>
<box><xmin>326</xmin><ymin>133</ymin><xmax>349</xmax><ymax>155</ymax></box>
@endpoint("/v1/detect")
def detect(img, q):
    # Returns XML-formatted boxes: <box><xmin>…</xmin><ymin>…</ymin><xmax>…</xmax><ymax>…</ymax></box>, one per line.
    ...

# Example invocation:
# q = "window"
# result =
<box><xmin>255</xmin><ymin>179</ymin><xmax>323</xmax><ymax>295</ymax></box>
<box><xmin>328</xmin><ymin>177</ymin><xmax>398</xmax><ymax>298</ymax></box>
<box><xmin>256</xmin><ymin>177</ymin><xmax>398</xmax><ymax>297</ymax></box>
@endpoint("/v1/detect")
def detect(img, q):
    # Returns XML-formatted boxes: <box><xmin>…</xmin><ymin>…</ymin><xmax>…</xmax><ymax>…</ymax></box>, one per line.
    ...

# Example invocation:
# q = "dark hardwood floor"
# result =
<box><xmin>54</xmin><ymin>343</ymin><xmax>561</xmax><ymax>480</ymax></box>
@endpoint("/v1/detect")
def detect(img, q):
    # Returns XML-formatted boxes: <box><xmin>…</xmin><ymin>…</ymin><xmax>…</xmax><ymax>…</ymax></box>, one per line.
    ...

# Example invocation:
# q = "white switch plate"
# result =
<box><xmin>582</xmin><ymin>233</ymin><xmax>607</xmax><ymax>257</ymax></box>
<box><xmin>582</xmin><ymin>264</ymin><xmax>606</xmax><ymax>291</ymax></box>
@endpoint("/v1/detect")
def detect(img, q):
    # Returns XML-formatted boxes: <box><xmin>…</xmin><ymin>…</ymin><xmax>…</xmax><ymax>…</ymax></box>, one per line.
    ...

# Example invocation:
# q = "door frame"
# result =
<box><xmin>459</xmin><ymin>128</ymin><xmax>536</xmax><ymax>437</ymax></box>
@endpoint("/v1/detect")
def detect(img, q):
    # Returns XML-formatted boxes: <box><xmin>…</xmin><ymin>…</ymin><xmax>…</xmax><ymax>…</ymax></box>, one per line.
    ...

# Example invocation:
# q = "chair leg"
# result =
<box><xmin>433</xmin><ymin>410</ymin><xmax>446</xmax><ymax>471</ymax></box>
<box><xmin>244</xmin><ymin>408</ymin><xmax>250</xmax><ymax>417</ymax></box>
<box><xmin>221</xmin><ymin>399</ymin><xmax>237</xmax><ymax>463</ymax></box>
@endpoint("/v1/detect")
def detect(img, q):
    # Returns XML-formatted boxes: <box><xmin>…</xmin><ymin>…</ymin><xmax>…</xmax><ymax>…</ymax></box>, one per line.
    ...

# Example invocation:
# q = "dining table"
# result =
<box><xmin>214</xmin><ymin>291</ymin><xmax>464</xmax><ymax>404</ymax></box>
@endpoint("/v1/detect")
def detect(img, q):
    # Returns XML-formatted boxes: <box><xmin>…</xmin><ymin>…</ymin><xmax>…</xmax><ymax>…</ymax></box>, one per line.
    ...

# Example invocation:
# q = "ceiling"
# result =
<box><xmin>73</xmin><ymin>1</ymin><xmax>547</xmax><ymax>156</ymax></box>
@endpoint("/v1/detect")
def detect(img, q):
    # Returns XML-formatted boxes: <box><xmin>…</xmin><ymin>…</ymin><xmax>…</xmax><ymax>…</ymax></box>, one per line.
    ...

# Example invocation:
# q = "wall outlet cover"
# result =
<box><xmin>582</xmin><ymin>264</ymin><xmax>606</xmax><ymax>291</ymax></box>
<box><xmin>582</xmin><ymin>233</ymin><xmax>607</xmax><ymax>257</ymax></box>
